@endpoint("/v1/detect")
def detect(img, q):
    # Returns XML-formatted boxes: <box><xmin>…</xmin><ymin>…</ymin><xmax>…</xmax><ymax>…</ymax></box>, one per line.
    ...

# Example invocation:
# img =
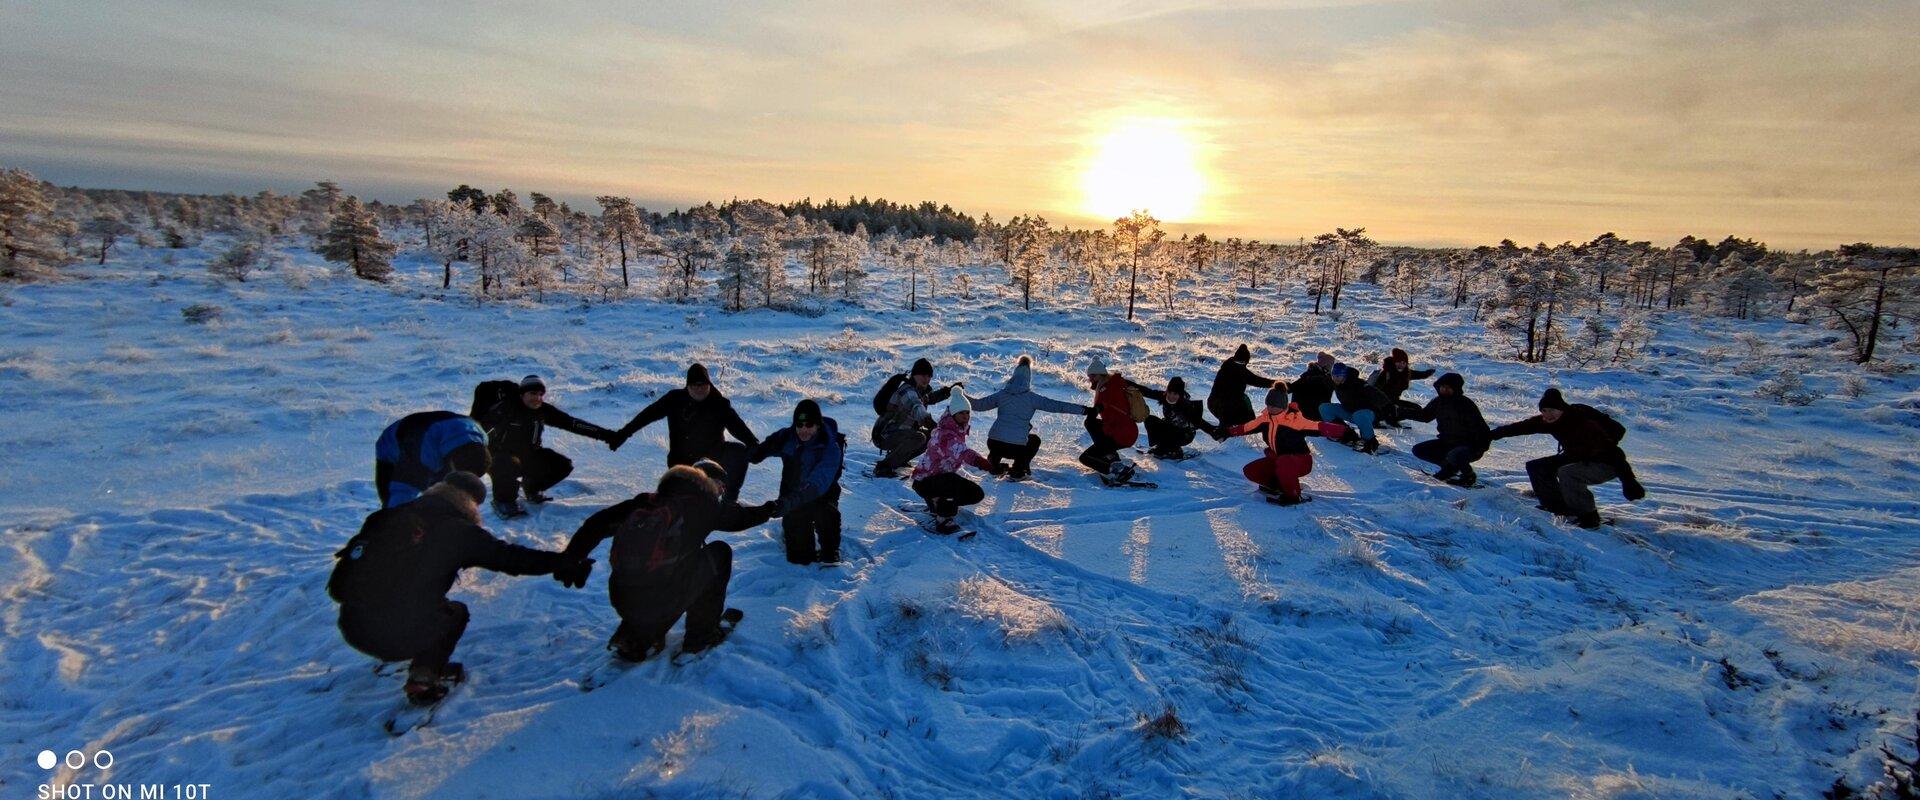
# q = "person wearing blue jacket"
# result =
<box><xmin>375</xmin><ymin>411</ymin><xmax>491</xmax><ymax>508</ymax></box>
<box><xmin>972</xmin><ymin>356</ymin><xmax>1093</xmax><ymax>481</ymax></box>
<box><xmin>750</xmin><ymin>399</ymin><xmax>847</xmax><ymax>564</ymax></box>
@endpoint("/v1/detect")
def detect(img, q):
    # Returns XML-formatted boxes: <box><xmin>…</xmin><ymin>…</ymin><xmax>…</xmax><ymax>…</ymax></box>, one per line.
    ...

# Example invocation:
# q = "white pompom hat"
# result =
<box><xmin>949</xmin><ymin>389</ymin><xmax>972</xmax><ymax>416</ymax></box>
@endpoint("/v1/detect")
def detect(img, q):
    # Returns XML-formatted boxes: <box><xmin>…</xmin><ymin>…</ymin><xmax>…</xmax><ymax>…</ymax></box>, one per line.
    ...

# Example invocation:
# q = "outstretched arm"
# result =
<box><xmin>545</xmin><ymin>405</ymin><xmax>618</xmax><ymax>442</ymax></box>
<box><xmin>617</xmin><ymin>394</ymin><xmax>674</xmax><ymax>439</ymax></box>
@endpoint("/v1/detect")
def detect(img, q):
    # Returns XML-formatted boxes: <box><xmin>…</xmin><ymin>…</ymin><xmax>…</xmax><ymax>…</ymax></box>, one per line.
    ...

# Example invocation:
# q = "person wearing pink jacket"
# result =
<box><xmin>911</xmin><ymin>391</ymin><xmax>1005</xmax><ymax>533</ymax></box>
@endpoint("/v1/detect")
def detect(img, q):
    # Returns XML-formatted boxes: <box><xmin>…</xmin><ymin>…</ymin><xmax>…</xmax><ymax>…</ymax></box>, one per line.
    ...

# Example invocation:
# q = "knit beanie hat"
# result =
<box><xmin>1233</xmin><ymin>344</ymin><xmax>1251</xmax><ymax>363</ymax></box>
<box><xmin>520</xmin><ymin>374</ymin><xmax>546</xmax><ymax>392</ymax></box>
<box><xmin>1331</xmin><ymin>363</ymin><xmax>1354</xmax><ymax>380</ymax></box>
<box><xmin>948</xmin><ymin>390</ymin><xmax>972</xmax><ymax>416</ymax></box>
<box><xmin>1167</xmin><ymin>376</ymin><xmax>1187</xmax><ymax>396</ymax></box>
<box><xmin>441</xmin><ymin>471</ymin><xmax>488</xmax><ymax>505</ymax></box>
<box><xmin>1264</xmin><ymin>384</ymin><xmax>1289</xmax><ymax>409</ymax></box>
<box><xmin>1087</xmin><ymin>357</ymin><xmax>1109</xmax><ymax>377</ymax></box>
<box><xmin>911</xmin><ymin>358</ymin><xmax>934</xmax><ymax>377</ymax></box>
<box><xmin>1315</xmin><ymin>351</ymin><xmax>1335</xmax><ymax>370</ymax></box>
<box><xmin>793</xmin><ymin>398</ymin><xmax>822</xmax><ymax>426</ymax></box>
<box><xmin>1538</xmin><ymin>388</ymin><xmax>1570</xmax><ymax>411</ymax></box>
<box><xmin>686</xmin><ymin>363</ymin><xmax>711</xmax><ymax>386</ymax></box>
<box><xmin>1433</xmin><ymin>372</ymin><xmax>1465</xmax><ymax>392</ymax></box>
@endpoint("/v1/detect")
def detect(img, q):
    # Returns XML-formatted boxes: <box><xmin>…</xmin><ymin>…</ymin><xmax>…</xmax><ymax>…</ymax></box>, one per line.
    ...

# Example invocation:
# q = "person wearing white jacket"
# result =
<box><xmin>971</xmin><ymin>356</ymin><xmax>1093</xmax><ymax>481</ymax></box>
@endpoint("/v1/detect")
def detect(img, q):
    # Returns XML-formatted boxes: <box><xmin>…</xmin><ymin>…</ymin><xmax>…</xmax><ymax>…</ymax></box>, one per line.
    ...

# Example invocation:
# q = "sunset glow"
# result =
<box><xmin>1080</xmin><ymin>119</ymin><xmax>1206</xmax><ymax>222</ymax></box>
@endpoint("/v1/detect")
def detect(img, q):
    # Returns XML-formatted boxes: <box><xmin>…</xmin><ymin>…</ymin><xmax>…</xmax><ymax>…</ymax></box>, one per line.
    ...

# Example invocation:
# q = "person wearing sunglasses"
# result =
<box><xmin>749</xmin><ymin>399</ymin><xmax>847</xmax><ymax>564</ymax></box>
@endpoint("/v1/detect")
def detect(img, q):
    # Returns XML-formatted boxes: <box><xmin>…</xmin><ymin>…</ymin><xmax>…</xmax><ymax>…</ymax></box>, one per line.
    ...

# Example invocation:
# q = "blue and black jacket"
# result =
<box><xmin>374</xmin><ymin>411</ymin><xmax>489</xmax><ymax>507</ymax></box>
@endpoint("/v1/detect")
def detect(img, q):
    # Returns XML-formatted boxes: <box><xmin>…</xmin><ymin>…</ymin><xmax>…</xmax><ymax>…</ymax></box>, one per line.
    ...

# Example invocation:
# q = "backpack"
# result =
<box><xmin>872</xmin><ymin>373</ymin><xmax>910</xmax><ymax>416</ymax></box>
<box><xmin>609</xmin><ymin>499</ymin><xmax>688</xmax><ymax>577</ymax></box>
<box><xmin>470</xmin><ymin>379</ymin><xmax>521</xmax><ymax>420</ymax></box>
<box><xmin>1125</xmin><ymin>387</ymin><xmax>1150</xmax><ymax>422</ymax></box>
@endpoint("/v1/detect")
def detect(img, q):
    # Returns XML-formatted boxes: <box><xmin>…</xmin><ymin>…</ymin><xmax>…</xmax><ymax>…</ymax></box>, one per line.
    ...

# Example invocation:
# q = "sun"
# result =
<box><xmin>1080</xmin><ymin>119</ymin><xmax>1206</xmax><ymax>222</ymax></box>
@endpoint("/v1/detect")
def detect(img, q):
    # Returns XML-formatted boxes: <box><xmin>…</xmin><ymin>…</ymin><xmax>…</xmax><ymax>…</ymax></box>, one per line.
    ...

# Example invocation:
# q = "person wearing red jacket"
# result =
<box><xmin>1223</xmin><ymin>385</ymin><xmax>1321</xmax><ymax>505</ymax></box>
<box><xmin>1078</xmin><ymin>357</ymin><xmax>1141</xmax><ymax>485</ymax></box>
<box><xmin>911</xmin><ymin>391</ymin><xmax>1005</xmax><ymax>533</ymax></box>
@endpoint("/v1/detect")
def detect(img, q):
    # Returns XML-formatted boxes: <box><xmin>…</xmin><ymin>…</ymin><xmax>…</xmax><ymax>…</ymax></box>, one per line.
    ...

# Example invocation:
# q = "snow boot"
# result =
<box><xmin>1103</xmin><ymin>460</ymin><xmax>1137</xmax><ymax>486</ymax></box>
<box><xmin>1572</xmin><ymin>512</ymin><xmax>1603</xmax><ymax>530</ymax></box>
<box><xmin>1445</xmin><ymin>469</ymin><xmax>1478</xmax><ymax>488</ymax></box>
<box><xmin>525</xmin><ymin>491</ymin><xmax>554</xmax><ymax>504</ymax></box>
<box><xmin>1360</xmin><ymin>438</ymin><xmax>1380</xmax><ymax>455</ymax></box>
<box><xmin>403</xmin><ymin>662</ymin><xmax>465</xmax><ymax>706</ymax></box>
<box><xmin>932</xmin><ymin>516</ymin><xmax>961</xmax><ymax>535</ymax></box>
<box><xmin>493</xmin><ymin>499</ymin><xmax>528</xmax><ymax>519</ymax></box>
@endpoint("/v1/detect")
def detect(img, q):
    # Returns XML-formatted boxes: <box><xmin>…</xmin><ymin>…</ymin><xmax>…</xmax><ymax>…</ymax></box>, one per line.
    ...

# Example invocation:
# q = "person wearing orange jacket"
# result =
<box><xmin>1078</xmin><ymin>357</ymin><xmax>1142</xmax><ymax>485</ymax></box>
<box><xmin>1222</xmin><ymin>385</ymin><xmax>1322</xmax><ymax>505</ymax></box>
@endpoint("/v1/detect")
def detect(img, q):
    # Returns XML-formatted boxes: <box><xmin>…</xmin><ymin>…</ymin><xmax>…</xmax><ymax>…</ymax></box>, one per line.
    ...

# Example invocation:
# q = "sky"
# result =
<box><xmin>2</xmin><ymin>0</ymin><xmax>1916</xmax><ymax>249</ymax></box>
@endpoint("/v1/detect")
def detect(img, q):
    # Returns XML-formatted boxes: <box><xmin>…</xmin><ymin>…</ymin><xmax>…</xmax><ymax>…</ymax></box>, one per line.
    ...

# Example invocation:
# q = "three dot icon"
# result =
<box><xmin>36</xmin><ymin>749</ymin><xmax>112</xmax><ymax>770</ymax></box>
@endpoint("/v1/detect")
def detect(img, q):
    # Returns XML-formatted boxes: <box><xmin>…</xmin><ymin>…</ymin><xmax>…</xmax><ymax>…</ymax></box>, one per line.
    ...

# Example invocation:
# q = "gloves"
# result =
<box><xmin>554</xmin><ymin>557</ymin><xmax>594</xmax><ymax>589</ymax></box>
<box><xmin>1083</xmin><ymin>406</ymin><xmax>1099</xmax><ymax>417</ymax></box>
<box><xmin>1211</xmin><ymin>430</ymin><xmax>1229</xmax><ymax>442</ymax></box>
<box><xmin>986</xmin><ymin>462</ymin><xmax>1009</xmax><ymax>476</ymax></box>
<box><xmin>757</xmin><ymin>500</ymin><xmax>783</xmax><ymax>518</ymax></box>
<box><xmin>607</xmin><ymin>432</ymin><xmax>629</xmax><ymax>452</ymax></box>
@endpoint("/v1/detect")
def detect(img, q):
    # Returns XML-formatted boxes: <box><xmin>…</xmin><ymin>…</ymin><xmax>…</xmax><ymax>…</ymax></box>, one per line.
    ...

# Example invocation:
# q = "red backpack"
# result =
<box><xmin>609</xmin><ymin>499</ymin><xmax>689</xmax><ymax>576</ymax></box>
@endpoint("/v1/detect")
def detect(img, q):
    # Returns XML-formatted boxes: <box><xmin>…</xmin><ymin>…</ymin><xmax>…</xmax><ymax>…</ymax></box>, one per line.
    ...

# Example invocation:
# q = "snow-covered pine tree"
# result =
<box><xmin>660</xmin><ymin>205</ymin><xmax>724</xmax><ymax>303</ymax></box>
<box><xmin>837</xmin><ymin>224</ymin><xmax>869</xmax><ymax>299</ymax></box>
<box><xmin>594</xmin><ymin>196</ymin><xmax>655</xmax><ymax>290</ymax></box>
<box><xmin>1152</xmin><ymin>235</ymin><xmax>1189</xmax><ymax>313</ymax></box>
<box><xmin>1485</xmin><ymin>242</ymin><xmax>1584</xmax><ymax>362</ymax></box>
<box><xmin>422</xmin><ymin>199</ymin><xmax>472</xmax><ymax>289</ymax></box>
<box><xmin>0</xmin><ymin>167</ymin><xmax>71</xmax><ymax>281</ymax></box>
<box><xmin>1705</xmin><ymin>254</ymin><xmax>1776</xmax><ymax>320</ymax></box>
<box><xmin>717</xmin><ymin>241</ymin><xmax>753</xmax><ymax>311</ymax></box>
<box><xmin>1005</xmin><ymin>215</ymin><xmax>1052</xmax><ymax>311</ymax></box>
<box><xmin>1767</xmin><ymin>251</ymin><xmax>1820</xmax><ymax>315</ymax></box>
<box><xmin>1809</xmin><ymin>244</ymin><xmax>1920</xmax><ymax>363</ymax></box>
<box><xmin>1307</xmin><ymin>228</ymin><xmax>1376</xmax><ymax>314</ymax></box>
<box><xmin>1113</xmin><ymin>210</ymin><xmax>1164</xmax><ymax>321</ymax></box>
<box><xmin>728</xmin><ymin>199</ymin><xmax>790</xmax><ymax>308</ymax></box>
<box><xmin>80</xmin><ymin>213</ymin><xmax>134</xmax><ymax>265</ymax></box>
<box><xmin>208</xmin><ymin>238</ymin><xmax>261</xmax><ymax>283</ymax></box>
<box><xmin>318</xmin><ymin>196</ymin><xmax>397</xmax><ymax>282</ymax></box>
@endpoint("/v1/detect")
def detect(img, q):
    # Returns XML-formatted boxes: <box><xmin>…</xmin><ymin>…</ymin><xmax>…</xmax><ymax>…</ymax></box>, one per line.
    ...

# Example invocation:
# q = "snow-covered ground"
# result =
<box><xmin>4</xmin><ymin>244</ymin><xmax>1919</xmax><ymax>799</ymax></box>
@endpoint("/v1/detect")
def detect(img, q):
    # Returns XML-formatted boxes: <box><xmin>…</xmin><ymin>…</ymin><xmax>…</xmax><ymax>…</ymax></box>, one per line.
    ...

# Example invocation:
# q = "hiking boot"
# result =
<box><xmin>525</xmin><ymin>491</ymin><xmax>554</xmax><ymax>504</ymax></box>
<box><xmin>1271</xmin><ymin>493</ymin><xmax>1308</xmax><ymax>507</ymax></box>
<box><xmin>1105</xmin><ymin>460</ymin><xmax>1136</xmax><ymax>485</ymax></box>
<box><xmin>1445</xmin><ymin>469</ymin><xmax>1478</xmax><ymax>488</ymax></box>
<box><xmin>493</xmin><ymin>499</ymin><xmax>528</xmax><ymax>519</ymax></box>
<box><xmin>932</xmin><ymin>517</ymin><xmax>961</xmax><ymax>535</ymax></box>
<box><xmin>1360</xmin><ymin>438</ymin><xmax>1380</xmax><ymax>454</ymax></box>
<box><xmin>609</xmin><ymin>634</ymin><xmax>666</xmax><ymax>663</ymax></box>
<box><xmin>817</xmin><ymin>550</ymin><xmax>842</xmax><ymax>565</ymax></box>
<box><xmin>1572</xmin><ymin>512</ymin><xmax>1603</xmax><ymax>529</ymax></box>
<box><xmin>403</xmin><ymin>680</ymin><xmax>449</xmax><ymax>706</ymax></box>
<box><xmin>1432</xmin><ymin>466</ymin><xmax>1457</xmax><ymax>481</ymax></box>
<box><xmin>1006</xmin><ymin>468</ymin><xmax>1031</xmax><ymax>482</ymax></box>
<box><xmin>1337</xmin><ymin>428</ymin><xmax>1361</xmax><ymax>445</ymax></box>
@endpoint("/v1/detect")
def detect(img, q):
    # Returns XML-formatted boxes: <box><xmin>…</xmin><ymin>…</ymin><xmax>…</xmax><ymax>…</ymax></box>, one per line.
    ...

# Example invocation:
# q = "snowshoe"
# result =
<box><xmin>493</xmin><ymin>500</ymin><xmax>528</xmax><ymax>519</ymax></box>
<box><xmin>384</xmin><ymin>663</ymin><xmax>465</xmax><ymax>735</ymax></box>
<box><xmin>1443</xmin><ymin>471</ymin><xmax>1481</xmax><ymax>489</ymax></box>
<box><xmin>931</xmin><ymin>516</ymin><xmax>962</xmax><ymax>536</ymax></box>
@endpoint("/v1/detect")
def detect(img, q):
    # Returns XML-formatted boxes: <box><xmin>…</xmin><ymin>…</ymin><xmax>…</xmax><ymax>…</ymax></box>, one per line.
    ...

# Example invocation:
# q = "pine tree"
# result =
<box><xmin>1005</xmin><ymin>215</ymin><xmax>1052</xmax><ymax>310</ymax></box>
<box><xmin>1810</xmin><ymin>244</ymin><xmax>1920</xmax><ymax>363</ymax></box>
<box><xmin>717</xmin><ymin>241</ymin><xmax>753</xmax><ymax>311</ymax></box>
<box><xmin>1113</xmin><ymin>210</ymin><xmax>1164</xmax><ymax>320</ymax></box>
<box><xmin>1307</xmin><ymin>228</ymin><xmax>1376</xmax><ymax>314</ymax></box>
<box><xmin>0</xmin><ymin>167</ymin><xmax>70</xmax><ymax>281</ymax></box>
<box><xmin>422</xmin><ymin>200</ymin><xmax>472</xmax><ymax>289</ymax></box>
<box><xmin>1486</xmin><ymin>243</ymin><xmax>1584</xmax><ymax>362</ymax></box>
<box><xmin>318</xmin><ymin>196</ymin><xmax>397</xmax><ymax>282</ymax></box>
<box><xmin>80</xmin><ymin>213</ymin><xmax>134</xmax><ymax>265</ymax></box>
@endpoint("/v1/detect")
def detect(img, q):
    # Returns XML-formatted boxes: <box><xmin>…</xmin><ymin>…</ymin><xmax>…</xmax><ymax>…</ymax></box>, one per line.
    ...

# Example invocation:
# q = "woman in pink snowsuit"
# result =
<box><xmin>911</xmin><ymin>391</ymin><xmax>1005</xmax><ymax>532</ymax></box>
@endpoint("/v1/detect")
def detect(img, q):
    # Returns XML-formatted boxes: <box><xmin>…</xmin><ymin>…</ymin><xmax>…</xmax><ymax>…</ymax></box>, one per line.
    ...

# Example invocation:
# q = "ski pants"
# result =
<box><xmin>912</xmin><ymin>472</ymin><xmax>984</xmax><ymax>518</ymax></box>
<box><xmin>782</xmin><ymin>485</ymin><xmax>842</xmax><ymax>564</ymax></box>
<box><xmin>1078</xmin><ymin>416</ymin><xmax>1123</xmax><ymax>472</ymax></box>
<box><xmin>1412</xmin><ymin>440</ymin><xmax>1485</xmax><ymax>475</ymax></box>
<box><xmin>1208</xmin><ymin>396</ymin><xmax>1255</xmax><ymax>430</ymax></box>
<box><xmin>1243</xmin><ymin>453</ymin><xmax>1313</xmax><ymax>500</ymax></box>
<box><xmin>339</xmin><ymin>600</ymin><xmax>469</xmax><ymax>684</ymax></box>
<box><xmin>1318</xmin><ymin>404</ymin><xmax>1376</xmax><ymax>440</ymax></box>
<box><xmin>489</xmin><ymin>446</ymin><xmax>572</xmax><ymax>502</ymax></box>
<box><xmin>986</xmin><ymin>435</ymin><xmax>1041</xmax><ymax>474</ymax></box>
<box><xmin>875</xmin><ymin>429</ymin><xmax>929</xmax><ymax>473</ymax></box>
<box><xmin>1144</xmin><ymin>416</ymin><xmax>1196</xmax><ymax>451</ymax></box>
<box><xmin>610</xmin><ymin>541</ymin><xmax>733</xmax><ymax>656</ymax></box>
<box><xmin>1525</xmin><ymin>454</ymin><xmax>1617</xmax><ymax>515</ymax></box>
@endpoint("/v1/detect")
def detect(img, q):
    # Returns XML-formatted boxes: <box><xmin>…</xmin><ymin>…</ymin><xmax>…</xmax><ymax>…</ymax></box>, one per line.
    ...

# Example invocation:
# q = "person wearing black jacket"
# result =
<box><xmin>1140</xmin><ymin>376</ymin><xmax>1222</xmax><ymax>459</ymax></box>
<box><xmin>612</xmin><ymin>363</ymin><xmax>761</xmax><ymax>504</ymax></box>
<box><xmin>1321</xmin><ymin>363</ymin><xmax>1388</xmax><ymax>454</ymax></box>
<box><xmin>563</xmin><ymin>465</ymin><xmax>761</xmax><ymax>661</ymax></box>
<box><xmin>329</xmin><ymin>472</ymin><xmax>589</xmax><ymax>704</ymax></box>
<box><xmin>1291</xmin><ymin>352</ymin><xmax>1337</xmax><ymax>422</ymax></box>
<box><xmin>1403</xmin><ymin>372</ymin><xmax>1490</xmax><ymax>486</ymax></box>
<box><xmin>1488</xmin><ymin>388</ymin><xmax>1646</xmax><ymax>528</ymax></box>
<box><xmin>480</xmin><ymin>375</ymin><xmax>621</xmax><ymax>518</ymax></box>
<box><xmin>1206</xmin><ymin>344</ymin><xmax>1280</xmax><ymax>428</ymax></box>
<box><xmin>1368</xmin><ymin>348</ymin><xmax>1435</xmax><ymax>427</ymax></box>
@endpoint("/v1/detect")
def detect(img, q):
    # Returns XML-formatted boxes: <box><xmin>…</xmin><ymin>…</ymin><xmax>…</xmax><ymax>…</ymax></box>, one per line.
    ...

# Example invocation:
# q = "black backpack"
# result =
<box><xmin>872</xmin><ymin>373</ymin><xmax>910</xmax><ymax>415</ymax></box>
<box><xmin>470</xmin><ymin>380</ymin><xmax>521</xmax><ymax>420</ymax></box>
<box><xmin>609</xmin><ymin>499</ymin><xmax>690</xmax><ymax>578</ymax></box>
<box><xmin>1592</xmin><ymin>407</ymin><xmax>1627</xmax><ymax>444</ymax></box>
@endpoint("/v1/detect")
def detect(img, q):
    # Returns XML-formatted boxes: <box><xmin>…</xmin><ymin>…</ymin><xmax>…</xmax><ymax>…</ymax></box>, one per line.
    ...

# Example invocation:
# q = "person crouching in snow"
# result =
<box><xmin>374</xmin><ymin>410</ymin><xmax>491</xmax><ymax>508</ymax></box>
<box><xmin>1487</xmin><ymin>388</ymin><xmax>1646</xmax><ymax>529</ymax></box>
<box><xmin>1140</xmin><ymin>375</ymin><xmax>1222</xmax><ymax>460</ymax></box>
<box><xmin>973</xmin><ymin>355</ymin><xmax>1092</xmax><ymax>481</ymax></box>
<box><xmin>749</xmin><ymin>399</ymin><xmax>847</xmax><ymax>565</ymax></box>
<box><xmin>1403</xmin><ymin>372</ymin><xmax>1490</xmax><ymax>487</ymax></box>
<box><xmin>1320</xmin><ymin>363</ymin><xmax>1386</xmax><ymax>454</ymax></box>
<box><xmin>911</xmin><ymin>391</ymin><xmax>1004</xmax><ymax>534</ymax></box>
<box><xmin>1223</xmin><ymin>385</ymin><xmax>1321</xmax><ymax>505</ymax></box>
<box><xmin>562</xmin><ymin>465</ymin><xmax>743</xmax><ymax>661</ymax></box>
<box><xmin>329</xmin><ymin>472</ymin><xmax>590</xmax><ymax>704</ymax></box>
<box><xmin>1079</xmin><ymin>357</ymin><xmax>1142</xmax><ymax>484</ymax></box>
<box><xmin>479</xmin><ymin>374</ymin><xmax>622</xmax><ymax>519</ymax></box>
